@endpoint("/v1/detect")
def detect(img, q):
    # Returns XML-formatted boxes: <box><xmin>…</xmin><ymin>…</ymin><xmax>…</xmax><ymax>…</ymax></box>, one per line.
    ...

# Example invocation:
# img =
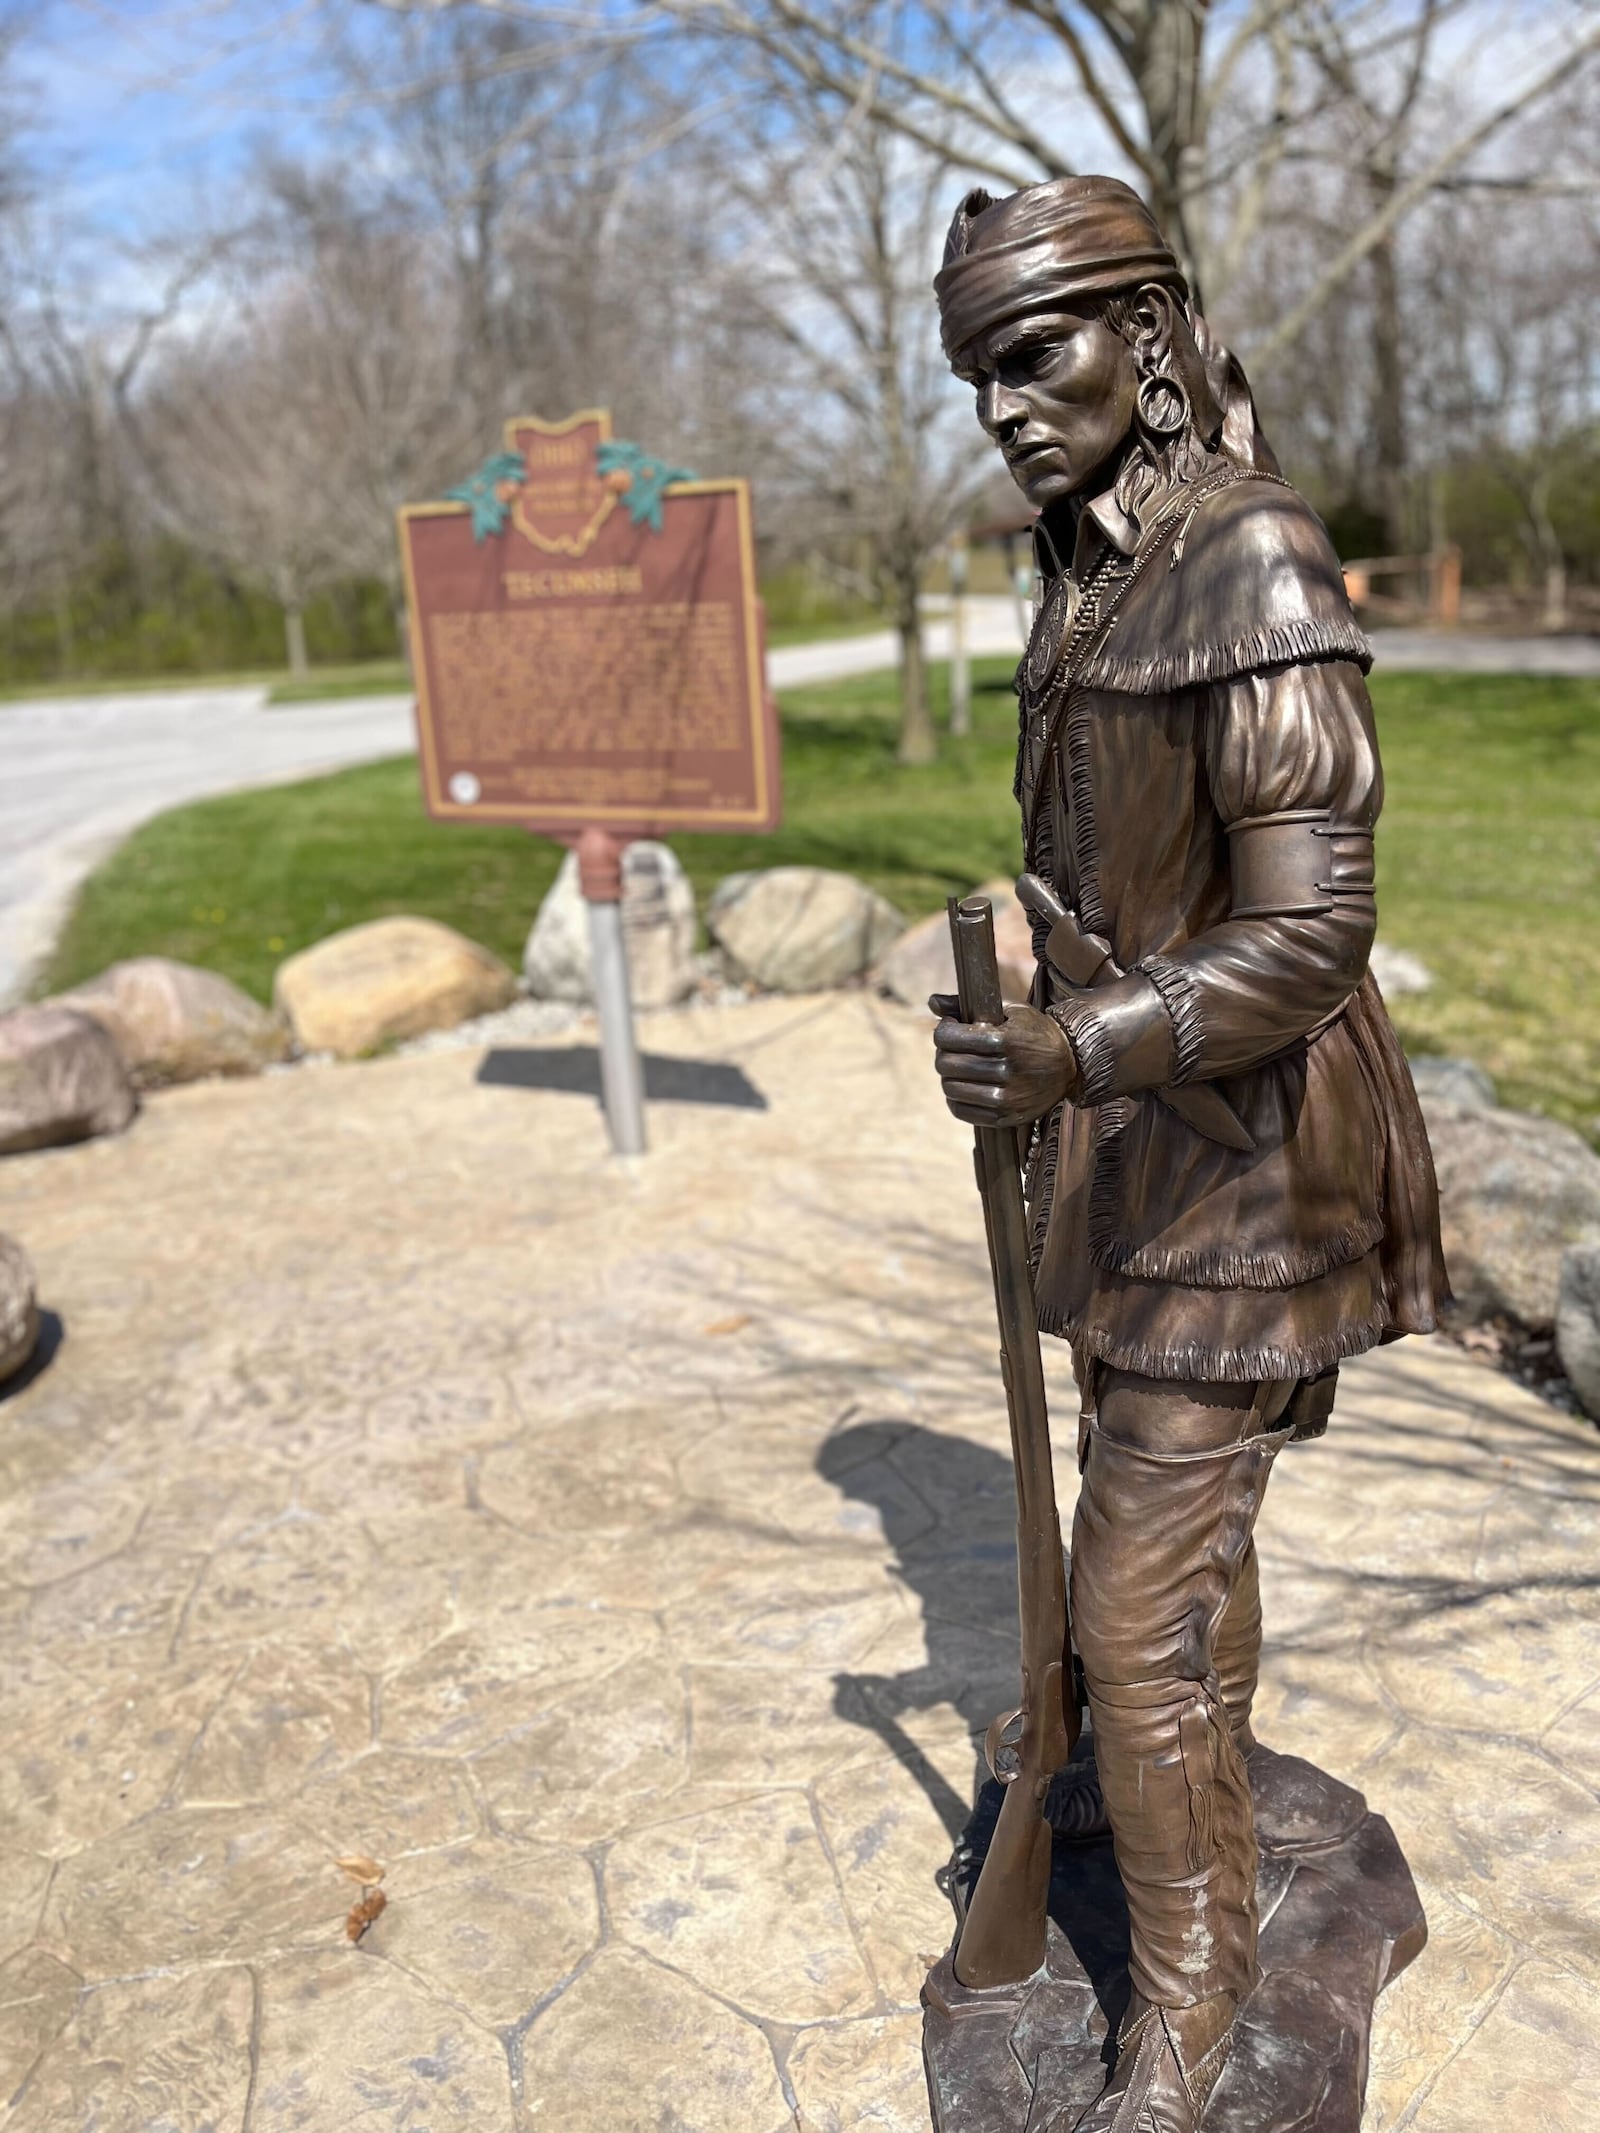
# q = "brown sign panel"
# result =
<box><xmin>399</xmin><ymin>410</ymin><xmax>779</xmax><ymax>837</ymax></box>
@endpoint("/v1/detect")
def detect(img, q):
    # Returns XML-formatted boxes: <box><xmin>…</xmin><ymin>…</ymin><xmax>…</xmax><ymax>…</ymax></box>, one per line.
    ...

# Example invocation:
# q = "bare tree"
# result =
<box><xmin>336</xmin><ymin>7</ymin><xmax>582</xmax><ymax>431</ymax></box>
<box><xmin>121</xmin><ymin>165</ymin><xmax>475</xmax><ymax>668</ymax></box>
<box><xmin>355</xmin><ymin>0</ymin><xmax>1599</xmax><ymax>355</ymax></box>
<box><xmin>136</xmin><ymin>303</ymin><xmax>347</xmax><ymax>674</ymax></box>
<box><xmin>726</xmin><ymin>110</ymin><xmax>986</xmax><ymax>760</ymax></box>
<box><xmin>267</xmin><ymin>167</ymin><xmax>484</xmax><ymax>637</ymax></box>
<box><xmin>1223</xmin><ymin>50</ymin><xmax>1600</xmax><ymax>598</ymax></box>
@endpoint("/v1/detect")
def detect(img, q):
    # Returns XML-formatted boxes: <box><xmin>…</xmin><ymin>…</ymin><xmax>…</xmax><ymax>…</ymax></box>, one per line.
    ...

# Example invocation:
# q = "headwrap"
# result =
<box><xmin>934</xmin><ymin>176</ymin><xmax>1185</xmax><ymax>361</ymax></box>
<box><xmin>934</xmin><ymin>173</ymin><xmax>1279</xmax><ymax>476</ymax></box>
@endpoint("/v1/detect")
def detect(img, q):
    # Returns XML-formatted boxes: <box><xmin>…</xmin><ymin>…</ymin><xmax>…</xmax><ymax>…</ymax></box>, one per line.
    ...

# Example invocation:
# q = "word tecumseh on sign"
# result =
<box><xmin>399</xmin><ymin>411</ymin><xmax>780</xmax><ymax>835</ymax></box>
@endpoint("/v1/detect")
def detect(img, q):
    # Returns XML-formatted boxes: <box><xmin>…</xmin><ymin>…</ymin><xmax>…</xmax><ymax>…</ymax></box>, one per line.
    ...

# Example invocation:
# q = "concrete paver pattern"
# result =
<box><xmin>2</xmin><ymin>996</ymin><xmax>1598</xmax><ymax>2131</ymax></box>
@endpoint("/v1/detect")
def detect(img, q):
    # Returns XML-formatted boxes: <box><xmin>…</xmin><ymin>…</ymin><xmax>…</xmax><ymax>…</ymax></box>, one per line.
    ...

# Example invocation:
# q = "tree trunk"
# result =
<box><xmin>1542</xmin><ymin>553</ymin><xmax>1568</xmax><ymax>632</ymax></box>
<box><xmin>948</xmin><ymin>536</ymin><xmax>972</xmax><ymax>740</ymax></box>
<box><xmin>1368</xmin><ymin>171</ymin><xmax>1409</xmax><ymax>555</ymax></box>
<box><xmin>896</xmin><ymin>596</ymin><xmax>936</xmax><ymax>766</ymax></box>
<box><xmin>1124</xmin><ymin>3</ymin><xmax>1209</xmax><ymax>306</ymax></box>
<box><xmin>1527</xmin><ymin>470</ymin><xmax>1568</xmax><ymax>631</ymax></box>
<box><xmin>52</xmin><ymin>570</ymin><xmax>75</xmax><ymax>679</ymax></box>
<box><xmin>283</xmin><ymin>602</ymin><xmax>309</xmax><ymax>677</ymax></box>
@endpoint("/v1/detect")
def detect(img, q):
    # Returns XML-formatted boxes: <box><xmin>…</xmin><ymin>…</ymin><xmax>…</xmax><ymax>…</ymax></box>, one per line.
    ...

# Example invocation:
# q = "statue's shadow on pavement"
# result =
<box><xmin>477</xmin><ymin>1046</ymin><xmax>767</xmax><ymax>1110</ymax></box>
<box><xmin>819</xmin><ymin>1419</ymin><xmax>1031</xmax><ymax>1838</ymax></box>
<box><xmin>819</xmin><ymin>1422</ymin><xmax>1129</xmax><ymax>2018</ymax></box>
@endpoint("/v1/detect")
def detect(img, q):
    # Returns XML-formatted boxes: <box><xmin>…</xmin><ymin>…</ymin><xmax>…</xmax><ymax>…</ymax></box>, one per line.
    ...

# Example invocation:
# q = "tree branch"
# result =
<box><xmin>1250</xmin><ymin>18</ymin><xmax>1600</xmax><ymax>369</ymax></box>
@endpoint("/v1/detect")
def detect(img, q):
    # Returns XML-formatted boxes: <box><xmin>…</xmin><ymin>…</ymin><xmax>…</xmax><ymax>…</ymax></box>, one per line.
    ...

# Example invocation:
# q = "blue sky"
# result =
<box><xmin>17</xmin><ymin>2</ymin><xmax>344</xmax><ymax>240</ymax></box>
<box><xmin>13</xmin><ymin>0</ymin><xmax>1584</xmax><ymax>321</ymax></box>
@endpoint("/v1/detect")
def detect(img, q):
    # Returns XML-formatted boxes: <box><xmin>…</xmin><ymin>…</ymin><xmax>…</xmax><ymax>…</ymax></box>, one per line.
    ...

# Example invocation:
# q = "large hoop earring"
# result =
<box><xmin>1136</xmin><ymin>369</ymin><xmax>1190</xmax><ymax>442</ymax></box>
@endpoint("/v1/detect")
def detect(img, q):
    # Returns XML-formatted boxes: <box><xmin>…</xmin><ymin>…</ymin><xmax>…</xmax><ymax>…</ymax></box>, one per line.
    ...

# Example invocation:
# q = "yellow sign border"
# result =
<box><xmin>397</xmin><ymin>474</ymin><xmax>773</xmax><ymax>833</ymax></box>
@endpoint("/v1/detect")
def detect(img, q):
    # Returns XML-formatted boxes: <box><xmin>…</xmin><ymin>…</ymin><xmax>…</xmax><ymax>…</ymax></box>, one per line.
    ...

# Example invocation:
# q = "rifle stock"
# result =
<box><xmin>946</xmin><ymin>895</ymin><xmax>1079</xmax><ymax>1990</ymax></box>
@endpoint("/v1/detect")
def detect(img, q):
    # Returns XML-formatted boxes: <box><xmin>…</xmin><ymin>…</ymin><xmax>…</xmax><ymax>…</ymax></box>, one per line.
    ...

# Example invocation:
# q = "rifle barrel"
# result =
<box><xmin>945</xmin><ymin>896</ymin><xmax>1078</xmax><ymax>1990</ymax></box>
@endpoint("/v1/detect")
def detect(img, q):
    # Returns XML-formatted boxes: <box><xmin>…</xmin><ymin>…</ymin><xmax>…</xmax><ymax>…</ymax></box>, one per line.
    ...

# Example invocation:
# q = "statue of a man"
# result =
<box><xmin>931</xmin><ymin>176</ymin><xmax>1447</xmax><ymax>2132</ymax></box>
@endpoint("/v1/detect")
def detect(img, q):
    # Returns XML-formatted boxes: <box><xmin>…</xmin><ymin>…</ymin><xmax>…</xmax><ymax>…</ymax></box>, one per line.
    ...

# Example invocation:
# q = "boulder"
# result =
<box><xmin>1369</xmin><ymin>942</ymin><xmax>1433</xmax><ymax>997</ymax></box>
<box><xmin>1556</xmin><ymin>1246</ymin><xmax>1600</xmax><ymax>1420</ymax></box>
<box><xmin>708</xmin><ymin>868</ymin><xmax>906</xmax><ymax>993</ymax></box>
<box><xmin>1421</xmin><ymin>1094</ymin><xmax>1600</xmax><ymax>1328</ymax></box>
<box><xmin>55</xmin><ymin>957</ymin><xmax>290</xmax><ymax>1086</ymax></box>
<box><xmin>1406</xmin><ymin>1055</ymin><xmax>1495</xmax><ymax>1110</ymax></box>
<box><xmin>0</xmin><ymin>1233</ymin><xmax>39</xmax><ymax>1383</ymax></box>
<box><xmin>273</xmin><ymin>917</ymin><xmax>518</xmax><ymax>1059</ymax></box>
<box><xmin>876</xmin><ymin>877</ymin><xmax>1035</xmax><ymax>1008</ymax></box>
<box><xmin>0</xmin><ymin>1004</ymin><xmax>137</xmax><ymax>1156</ymax></box>
<box><xmin>524</xmin><ymin>843</ymin><xmax>697</xmax><ymax>1011</ymax></box>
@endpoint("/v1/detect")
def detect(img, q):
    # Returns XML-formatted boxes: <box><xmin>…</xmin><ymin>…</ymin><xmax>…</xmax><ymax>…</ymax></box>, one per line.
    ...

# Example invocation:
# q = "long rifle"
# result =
<box><xmin>946</xmin><ymin>894</ymin><xmax>1079</xmax><ymax>1990</ymax></box>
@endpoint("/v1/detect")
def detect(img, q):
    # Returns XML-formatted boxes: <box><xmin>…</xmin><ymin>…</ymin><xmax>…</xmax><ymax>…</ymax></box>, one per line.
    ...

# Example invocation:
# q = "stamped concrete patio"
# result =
<box><xmin>3</xmin><ymin>991</ymin><xmax>1598</xmax><ymax>2131</ymax></box>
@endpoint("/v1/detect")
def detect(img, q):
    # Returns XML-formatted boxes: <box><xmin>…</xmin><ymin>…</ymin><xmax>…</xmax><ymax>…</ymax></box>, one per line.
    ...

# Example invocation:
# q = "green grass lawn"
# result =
<box><xmin>265</xmin><ymin>661</ymin><xmax>414</xmax><ymax>703</ymax></box>
<box><xmin>39</xmin><ymin>664</ymin><xmax>1600</xmax><ymax>1139</ymax></box>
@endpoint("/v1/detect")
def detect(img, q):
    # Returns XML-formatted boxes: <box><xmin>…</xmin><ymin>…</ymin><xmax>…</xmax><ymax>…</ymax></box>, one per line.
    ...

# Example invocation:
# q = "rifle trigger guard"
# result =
<box><xmin>983</xmin><ymin>1706</ymin><xmax>1027</xmax><ymax>1783</ymax></box>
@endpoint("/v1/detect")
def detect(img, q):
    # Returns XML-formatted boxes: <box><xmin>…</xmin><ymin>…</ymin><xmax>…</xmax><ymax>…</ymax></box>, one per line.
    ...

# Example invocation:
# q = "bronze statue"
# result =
<box><xmin>928</xmin><ymin>176</ymin><xmax>1448</xmax><ymax>2133</ymax></box>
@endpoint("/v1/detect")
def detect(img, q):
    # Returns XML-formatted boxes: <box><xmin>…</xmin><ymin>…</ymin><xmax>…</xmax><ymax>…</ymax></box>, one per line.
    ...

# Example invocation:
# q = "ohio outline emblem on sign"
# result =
<box><xmin>509</xmin><ymin>410</ymin><xmax>620</xmax><ymax>558</ymax></box>
<box><xmin>398</xmin><ymin>411</ymin><xmax>780</xmax><ymax>837</ymax></box>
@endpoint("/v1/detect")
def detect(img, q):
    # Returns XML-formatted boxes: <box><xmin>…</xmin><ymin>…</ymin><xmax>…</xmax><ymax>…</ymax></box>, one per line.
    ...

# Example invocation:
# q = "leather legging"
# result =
<box><xmin>1071</xmin><ymin>1368</ymin><xmax>1293</xmax><ymax>2010</ymax></box>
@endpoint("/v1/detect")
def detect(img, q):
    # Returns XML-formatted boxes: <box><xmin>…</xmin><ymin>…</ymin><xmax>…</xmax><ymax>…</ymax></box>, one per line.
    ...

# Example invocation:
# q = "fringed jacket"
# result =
<box><xmin>1021</xmin><ymin>461</ymin><xmax>1448</xmax><ymax>1383</ymax></box>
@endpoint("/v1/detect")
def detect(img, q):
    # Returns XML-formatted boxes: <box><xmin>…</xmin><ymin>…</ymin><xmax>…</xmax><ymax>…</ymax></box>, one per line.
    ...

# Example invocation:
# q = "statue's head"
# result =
<box><xmin>935</xmin><ymin>176</ymin><xmax>1231</xmax><ymax>516</ymax></box>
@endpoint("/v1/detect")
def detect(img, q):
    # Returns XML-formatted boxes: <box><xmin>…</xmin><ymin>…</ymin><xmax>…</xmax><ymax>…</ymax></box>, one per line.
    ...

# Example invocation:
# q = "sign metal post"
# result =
<box><xmin>576</xmin><ymin>826</ymin><xmax>646</xmax><ymax>1155</ymax></box>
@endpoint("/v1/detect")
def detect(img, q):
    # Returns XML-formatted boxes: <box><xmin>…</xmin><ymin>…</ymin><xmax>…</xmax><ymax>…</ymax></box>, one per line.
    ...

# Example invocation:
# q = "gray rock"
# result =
<box><xmin>708</xmin><ymin>867</ymin><xmax>905</xmax><ymax>993</ymax></box>
<box><xmin>55</xmin><ymin>957</ymin><xmax>290</xmax><ymax>1086</ymax></box>
<box><xmin>0</xmin><ymin>1232</ymin><xmax>38</xmax><ymax>1383</ymax></box>
<box><xmin>1406</xmin><ymin>1055</ymin><xmax>1495</xmax><ymax>1110</ymax></box>
<box><xmin>524</xmin><ymin>843</ymin><xmax>697</xmax><ymax>1011</ymax></box>
<box><xmin>1421</xmin><ymin>1096</ymin><xmax>1600</xmax><ymax>1328</ymax></box>
<box><xmin>876</xmin><ymin>878</ymin><xmax>1035</xmax><ymax>1009</ymax></box>
<box><xmin>0</xmin><ymin>1004</ymin><xmax>137</xmax><ymax>1156</ymax></box>
<box><xmin>1369</xmin><ymin>942</ymin><xmax>1434</xmax><ymax>997</ymax></box>
<box><xmin>1556</xmin><ymin>1246</ymin><xmax>1600</xmax><ymax>1420</ymax></box>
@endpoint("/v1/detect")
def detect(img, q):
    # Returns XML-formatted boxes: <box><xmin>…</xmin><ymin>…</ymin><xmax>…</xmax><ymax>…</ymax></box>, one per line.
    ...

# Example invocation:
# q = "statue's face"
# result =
<box><xmin>952</xmin><ymin>308</ymin><xmax>1137</xmax><ymax>508</ymax></box>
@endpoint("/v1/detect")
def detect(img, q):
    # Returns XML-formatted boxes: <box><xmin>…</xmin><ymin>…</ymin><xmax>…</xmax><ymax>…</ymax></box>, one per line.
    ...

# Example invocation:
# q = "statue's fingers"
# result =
<box><xmin>933</xmin><ymin>1018</ymin><xmax>1006</xmax><ymax>1056</ymax></box>
<box><xmin>943</xmin><ymin>1078</ymin><xmax>1009</xmax><ymax>1118</ymax></box>
<box><xmin>938</xmin><ymin>1055</ymin><xmax>1009</xmax><ymax>1086</ymax></box>
<box><xmin>948</xmin><ymin>1102</ymin><xmax>1015</xmax><ymax>1129</ymax></box>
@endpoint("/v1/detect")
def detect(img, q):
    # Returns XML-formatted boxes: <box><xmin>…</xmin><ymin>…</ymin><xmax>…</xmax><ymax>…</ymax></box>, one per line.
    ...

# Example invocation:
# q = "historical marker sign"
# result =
<box><xmin>399</xmin><ymin>410</ymin><xmax>780</xmax><ymax>838</ymax></box>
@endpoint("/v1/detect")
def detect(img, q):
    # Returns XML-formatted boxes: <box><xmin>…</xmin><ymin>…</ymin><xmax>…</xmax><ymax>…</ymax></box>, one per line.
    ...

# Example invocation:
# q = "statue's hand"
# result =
<box><xmin>929</xmin><ymin>996</ymin><xmax>1079</xmax><ymax>1128</ymax></box>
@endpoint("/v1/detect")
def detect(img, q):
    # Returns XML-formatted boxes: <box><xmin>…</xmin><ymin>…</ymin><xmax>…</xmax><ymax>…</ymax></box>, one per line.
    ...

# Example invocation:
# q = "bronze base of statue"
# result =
<box><xmin>923</xmin><ymin>1740</ymin><xmax>1426</xmax><ymax>2133</ymax></box>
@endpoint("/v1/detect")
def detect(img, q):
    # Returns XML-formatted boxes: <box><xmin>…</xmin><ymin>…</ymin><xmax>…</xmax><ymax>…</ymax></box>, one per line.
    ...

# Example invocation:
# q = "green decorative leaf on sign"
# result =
<box><xmin>595</xmin><ymin>440</ymin><xmax>697</xmax><ymax>534</ymax></box>
<box><xmin>446</xmin><ymin>451</ymin><xmax>528</xmax><ymax>540</ymax></box>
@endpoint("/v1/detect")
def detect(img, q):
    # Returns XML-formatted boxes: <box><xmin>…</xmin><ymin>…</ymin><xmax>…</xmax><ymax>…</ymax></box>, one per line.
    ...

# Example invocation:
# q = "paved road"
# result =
<box><xmin>0</xmin><ymin>688</ymin><xmax>418</xmax><ymax>1005</ymax></box>
<box><xmin>3</xmin><ymin>606</ymin><xmax>1595</xmax><ymax>1003</ymax></box>
<box><xmin>1363</xmin><ymin>629</ymin><xmax>1600</xmax><ymax>675</ymax></box>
